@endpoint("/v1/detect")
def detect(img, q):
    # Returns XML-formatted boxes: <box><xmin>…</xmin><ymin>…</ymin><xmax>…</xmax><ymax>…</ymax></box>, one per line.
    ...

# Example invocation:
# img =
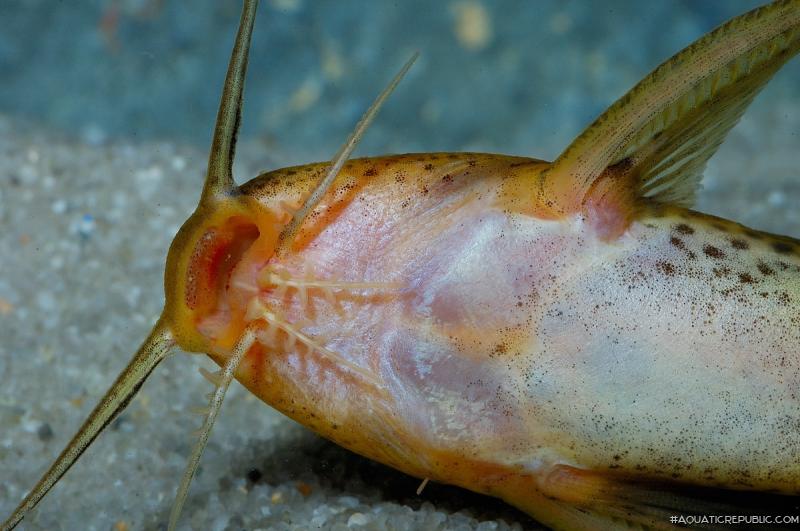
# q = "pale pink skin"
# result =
<box><xmin>201</xmin><ymin>153</ymin><xmax>800</xmax><ymax>525</ymax></box>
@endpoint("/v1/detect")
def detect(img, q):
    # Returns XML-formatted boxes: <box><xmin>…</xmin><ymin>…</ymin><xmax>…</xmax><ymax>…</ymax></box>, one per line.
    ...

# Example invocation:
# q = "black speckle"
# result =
<box><xmin>492</xmin><ymin>343</ymin><xmax>508</xmax><ymax>356</ymax></box>
<box><xmin>712</xmin><ymin>266</ymin><xmax>730</xmax><ymax>278</ymax></box>
<box><xmin>730</xmin><ymin>238</ymin><xmax>749</xmax><ymax>250</ymax></box>
<box><xmin>674</xmin><ymin>223</ymin><xmax>695</xmax><ymax>235</ymax></box>
<box><xmin>703</xmin><ymin>245</ymin><xmax>726</xmax><ymax>259</ymax></box>
<box><xmin>658</xmin><ymin>261</ymin><xmax>676</xmax><ymax>276</ymax></box>
<box><xmin>246</xmin><ymin>468</ymin><xmax>263</xmax><ymax>483</ymax></box>
<box><xmin>778</xmin><ymin>291</ymin><xmax>792</xmax><ymax>306</ymax></box>
<box><xmin>738</xmin><ymin>272</ymin><xmax>755</xmax><ymax>284</ymax></box>
<box><xmin>757</xmin><ymin>262</ymin><xmax>775</xmax><ymax>276</ymax></box>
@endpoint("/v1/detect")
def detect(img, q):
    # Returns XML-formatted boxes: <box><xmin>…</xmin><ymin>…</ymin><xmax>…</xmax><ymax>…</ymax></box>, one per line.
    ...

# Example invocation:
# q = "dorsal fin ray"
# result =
<box><xmin>539</xmin><ymin>0</ymin><xmax>800</xmax><ymax>221</ymax></box>
<box><xmin>201</xmin><ymin>0</ymin><xmax>259</xmax><ymax>202</ymax></box>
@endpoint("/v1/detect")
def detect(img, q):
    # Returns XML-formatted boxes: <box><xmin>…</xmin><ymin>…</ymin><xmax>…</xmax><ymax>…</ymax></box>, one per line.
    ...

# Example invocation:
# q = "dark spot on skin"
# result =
<box><xmin>442</xmin><ymin>173</ymin><xmax>453</xmax><ymax>183</ymax></box>
<box><xmin>778</xmin><ymin>292</ymin><xmax>792</xmax><ymax>306</ymax></box>
<box><xmin>757</xmin><ymin>262</ymin><xmax>775</xmax><ymax>276</ymax></box>
<box><xmin>730</xmin><ymin>238</ymin><xmax>749</xmax><ymax>250</ymax></box>
<box><xmin>738</xmin><ymin>272</ymin><xmax>755</xmax><ymax>284</ymax></box>
<box><xmin>670</xmin><ymin>236</ymin><xmax>686</xmax><ymax>250</ymax></box>
<box><xmin>703</xmin><ymin>245</ymin><xmax>725</xmax><ymax>259</ymax></box>
<box><xmin>609</xmin><ymin>157</ymin><xmax>634</xmax><ymax>173</ymax></box>
<box><xmin>468</xmin><ymin>159</ymin><xmax>477</xmax><ymax>167</ymax></box>
<box><xmin>493</xmin><ymin>343</ymin><xmax>508</xmax><ymax>355</ymax></box>
<box><xmin>657</xmin><ymin>261</ymin><xmax>676</xmax><ymax>276</ymax></box>
<box><xmin>364</xmin><ymin>167</ymin><xmax>378</xmax><ymax>177</ymax></box>
<box><xmin>247</xmin><ymin>468</ymin><xmax>263</xmax><ymax>483</ymax></box>
<box><xmin>771</xmin><ymin>241</ymin><xmax>795</xmax><ymax>254</ymax></box>
<box><xmin>712</xmin><ymin>266</ymin><xmax>730</xmax><ymax>278</ymax></box>
<box><xmin>674</xmin><ymin>223</ymin><xmax>695</xmax><ymax>235</ymax></box>
<box><xmin>424</xmin><ymin>163</ymin><xmax>434</xmax><ymax>171</ymax></box>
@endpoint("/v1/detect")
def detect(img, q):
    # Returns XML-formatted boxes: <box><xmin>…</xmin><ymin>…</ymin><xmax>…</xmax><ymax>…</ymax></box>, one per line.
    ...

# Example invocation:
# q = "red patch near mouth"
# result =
<box><xmin>185</xmin><ymin>217</ymin><xmax>260</xmax><ymax>317</ymax></box>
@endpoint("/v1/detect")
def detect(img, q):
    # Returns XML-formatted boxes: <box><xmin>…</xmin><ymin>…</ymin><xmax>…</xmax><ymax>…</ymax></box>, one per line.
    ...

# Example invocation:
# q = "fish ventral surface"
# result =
<box><xmin>190</xmin><ymin>150</ymin><xmax>800</xmax><ymax>527</ymax></box>
<box><xmin>182</xmin><ymin>2</ymin><xmax>800</xmax><ymax>526</ymax></box>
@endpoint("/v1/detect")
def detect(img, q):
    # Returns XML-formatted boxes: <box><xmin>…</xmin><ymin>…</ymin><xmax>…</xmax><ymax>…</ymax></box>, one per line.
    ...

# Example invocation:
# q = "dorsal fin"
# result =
<box><xmin>201</xmin><ymin>0</ymin><xmax>259</xmax><ymax>202</ymax></box>
<box><xmin>538</xmin><ymin>0</ymin><xmax>800</xmax><ymax>226</ymax></box>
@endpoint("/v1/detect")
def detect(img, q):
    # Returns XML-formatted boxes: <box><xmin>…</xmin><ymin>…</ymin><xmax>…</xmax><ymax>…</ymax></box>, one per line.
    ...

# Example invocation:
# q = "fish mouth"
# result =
<box><xmin>162</xmin><ymin>195</ymin><xmax>390</xmax><ymax>392</ymax></box>
<box><xmin>161</xmin><ymin>194</ymin><xmax>288</xmax><ymax>354</ymax></box>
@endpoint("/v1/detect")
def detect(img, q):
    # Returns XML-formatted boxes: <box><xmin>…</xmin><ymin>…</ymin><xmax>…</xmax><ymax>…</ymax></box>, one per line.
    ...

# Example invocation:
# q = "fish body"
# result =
<box><xmin>206</xmin><ymin>153</ymin><xmax>800</xmax><ymax>528</ymax></box>
<box><xmin>3</xmin><ymin>0</ymin><xmax>800</xmax><ymax>530</ymax></box>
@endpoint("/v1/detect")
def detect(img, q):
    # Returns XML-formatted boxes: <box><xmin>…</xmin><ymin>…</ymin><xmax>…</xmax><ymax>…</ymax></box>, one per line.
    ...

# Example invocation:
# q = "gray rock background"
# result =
<box><xmin>0</xmin><ymin>0</ymin><xmax>798</xmax><ymax>530</ymax></box>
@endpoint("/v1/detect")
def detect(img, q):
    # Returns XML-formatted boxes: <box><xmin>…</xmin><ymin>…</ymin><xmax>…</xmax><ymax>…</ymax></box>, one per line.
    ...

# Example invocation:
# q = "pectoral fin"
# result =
<box><xmin>538</xmin><ymin>0</ymin><xmax>800</xmax><ymax>234</ymax></box>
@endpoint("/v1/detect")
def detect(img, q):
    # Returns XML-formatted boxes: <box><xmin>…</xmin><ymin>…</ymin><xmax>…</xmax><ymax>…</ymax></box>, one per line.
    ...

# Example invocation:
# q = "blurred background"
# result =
<box><xmin>0</xmin><ymin>0</ymin><xmax>791</xmax><ymax>165</ymax></box>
